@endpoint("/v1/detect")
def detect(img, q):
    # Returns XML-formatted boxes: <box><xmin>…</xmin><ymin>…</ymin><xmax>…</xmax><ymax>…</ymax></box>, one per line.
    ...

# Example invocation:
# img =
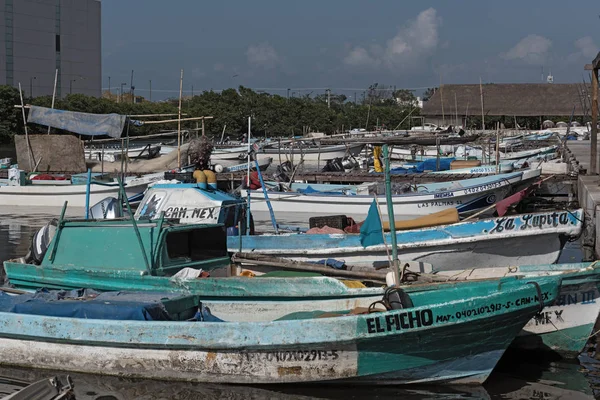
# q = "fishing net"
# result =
<box><xmin>187</xmin><ymin>136</ymin><xmax>214</xmax><ymax>169</ymax></box>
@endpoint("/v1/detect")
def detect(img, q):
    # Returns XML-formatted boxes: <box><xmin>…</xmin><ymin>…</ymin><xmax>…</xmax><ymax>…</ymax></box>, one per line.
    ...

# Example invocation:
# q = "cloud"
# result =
<box><xmin>502</xmin><ymin>34</ymin><xmax>552</xmax><ymax>64</ymax></box>
<box><xmin>574</xmin><ymin>36</ymin><xmax>599</xmax><ymax>60</ymax></box>
<box><xmin>213</xmin><ymin>63</ymin><xmax>225</xmax><ymax>72</ymax></box>
<box><xmin>191</xmin><ymin>68</ymin><xmax>206</xmax><ymax>79</ymax></box>
<box><xmin>343</xmin><ymin>8</ymin><xmax>440</xmax><ymax>70</ymax></box>
<box><xmin>343</xmin><ymin>47</ymin><xmax>375</xmax><ymax>68</ymax></box>
<box><xmin>246</xmin><ymin>43</ymin><xmax>281</xmax><ymax>69</ymax></box>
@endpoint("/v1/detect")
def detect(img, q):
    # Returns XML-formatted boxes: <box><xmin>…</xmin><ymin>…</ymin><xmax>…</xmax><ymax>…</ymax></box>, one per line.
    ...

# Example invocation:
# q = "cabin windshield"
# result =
<box><xmin>161</xmin><ymin>226</ymin><xmax>228</xmax><ymax>273</ymax></box>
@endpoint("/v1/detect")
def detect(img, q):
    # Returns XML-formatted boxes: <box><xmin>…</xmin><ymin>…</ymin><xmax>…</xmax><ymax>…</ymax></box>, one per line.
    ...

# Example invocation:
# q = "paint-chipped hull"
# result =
<box><xmin>0</xmin><ymin>307</ymin><xmax>545</xmax><ymax>384</ymax></box>
<box><xmin>512</xmin><ymin>275</ymin><xmax>600</xmax><ymax>357</ymax></box>
<box><xmin>438</xmin><ymin>262</ymin><xmax>600</xmax><ymax>358</ymax></box>
<box><xmin>229</xmin><ymin>210</ymin><xmax>583</xmax><ymax>270</ymax></box>
<box><xmin>237</xmin><ymin>233</ymin><xmax>565</xmax><ymax>271</ymax></box>
<box><xmin>0</xmin><ymin>277</ymin><xmax>559</xmax><ymax>384</ymax></box>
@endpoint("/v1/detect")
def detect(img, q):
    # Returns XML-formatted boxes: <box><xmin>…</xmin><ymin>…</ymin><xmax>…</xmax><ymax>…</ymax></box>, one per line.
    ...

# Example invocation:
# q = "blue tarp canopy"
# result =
<box><xmin>391</xmin><ymin>158</ymin><xmax>455</xmax><ymax>174</ymax></box>
<box><xmin>28</xmin><ymin>106</ymin><xmax>126</xmax><ymax>138</ymax></box>
<box><xmin>0</xmin><ymin>289</ymin><xmax>180</xmax><ymax>321</ymax></box>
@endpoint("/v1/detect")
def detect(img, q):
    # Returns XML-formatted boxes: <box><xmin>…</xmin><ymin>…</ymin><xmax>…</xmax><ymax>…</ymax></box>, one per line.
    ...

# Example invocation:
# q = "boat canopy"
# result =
<box><xmin>28</xmin><ymin>106</ymin><xmax>126</xmax><ymax>138</ymax></box>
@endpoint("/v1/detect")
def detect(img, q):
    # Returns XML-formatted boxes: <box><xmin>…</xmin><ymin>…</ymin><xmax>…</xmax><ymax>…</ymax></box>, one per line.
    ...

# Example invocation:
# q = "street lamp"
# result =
<box><xmin>29</xmin><ymin>76</ymin><xmax>36</xmax><ymax>98</ymax></box>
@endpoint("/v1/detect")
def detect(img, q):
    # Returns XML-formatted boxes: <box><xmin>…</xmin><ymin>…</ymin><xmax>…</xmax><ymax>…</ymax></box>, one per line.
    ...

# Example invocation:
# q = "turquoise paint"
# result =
<box><xmin>0</xmin><ymin>275</ymin><xmax>560</xmax><ymax>384</ymax></box>
<box><xmin>513</xmin><ymin>323</ymin><xmax>595</xmax><ymax>357</ymax></box>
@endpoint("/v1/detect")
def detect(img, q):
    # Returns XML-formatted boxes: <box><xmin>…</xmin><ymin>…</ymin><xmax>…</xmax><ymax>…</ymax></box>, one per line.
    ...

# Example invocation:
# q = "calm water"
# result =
<box><xmin>0</xmin><ymin>209</ymin><xmax>598</xmax><ymax>399</ymax></box>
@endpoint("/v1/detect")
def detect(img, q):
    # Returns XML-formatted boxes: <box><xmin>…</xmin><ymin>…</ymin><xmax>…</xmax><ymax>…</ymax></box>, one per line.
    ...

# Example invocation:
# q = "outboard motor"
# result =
<box><xmin>273</xmin><ymin>161</ymin><xmax>293</xmax><ymax>182</ymax></box>
<box><xmin>322</xmin><ymin>157</ymin><xmax>344</xmax><ymax>172</ymax></box>
<box><xmin>29</xmin><ymin>219</ymin><xmax>59</xmax><ymax>264</ymax></box>
<box><xmin>89</xmin><ymin>197</ymin><xmax>123</xmax><ymax>220</ymax></box>
<box><xmin>341</xmin><ymin>156</ymin><xmax>359</xmax><ymax>172</ymax></box>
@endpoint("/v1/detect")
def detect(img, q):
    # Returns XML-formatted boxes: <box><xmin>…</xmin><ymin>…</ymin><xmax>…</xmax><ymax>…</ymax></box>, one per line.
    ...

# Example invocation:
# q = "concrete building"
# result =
<box><xmin>0</xmin><ymin>0</ymin><xmax>101</xmax><ymax>98</ymax></box>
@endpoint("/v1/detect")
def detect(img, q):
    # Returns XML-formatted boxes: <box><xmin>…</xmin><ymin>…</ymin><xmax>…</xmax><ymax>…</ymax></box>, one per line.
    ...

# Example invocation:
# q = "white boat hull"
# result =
<box><xmin>261</xmin><ymin>143</ymin><xmax>365</xmax><ymax>162</ymax></box>
<box><xmin>248</xmin><ymin>233</ymin><xmax>566</xmax><ymax>271</ymax></box>
<box><xmin>0</xmin><ymin>174</ymin><xmax>161</xmax><ymax>207</ymax></box>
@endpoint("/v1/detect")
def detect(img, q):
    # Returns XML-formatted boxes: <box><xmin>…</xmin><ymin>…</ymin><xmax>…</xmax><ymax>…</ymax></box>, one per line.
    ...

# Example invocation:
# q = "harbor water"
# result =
<box><xmin>0</xmin><ymin>208</ymin><xmax>599</xmax><ymax>399</ymax></box>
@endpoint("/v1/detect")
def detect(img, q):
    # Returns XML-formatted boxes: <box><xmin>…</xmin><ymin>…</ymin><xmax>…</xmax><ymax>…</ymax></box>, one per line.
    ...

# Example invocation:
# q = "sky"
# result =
<box><xmin>102</xmin><ymin>0</ymin><xmax>600</xmax><ymax>100</ymax></box>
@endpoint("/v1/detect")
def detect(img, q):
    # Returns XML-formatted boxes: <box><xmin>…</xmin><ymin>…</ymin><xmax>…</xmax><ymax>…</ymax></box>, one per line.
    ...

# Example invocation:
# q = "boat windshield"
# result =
<box><xmin>161</xmin><ymin>226</ymin><xmax>228</xmax><ymax>272</ymax></box>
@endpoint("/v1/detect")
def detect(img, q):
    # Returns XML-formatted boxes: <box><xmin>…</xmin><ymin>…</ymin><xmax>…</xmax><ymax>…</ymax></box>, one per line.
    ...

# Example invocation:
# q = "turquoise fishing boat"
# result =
<box><xmin>0</xmin><ymin>277</ymin><xmax>560</xmax><ymax>384</ymax></box>
<box><xmin>434</xmin><ymin>262</ymin><xmax>600</xmax><ymax>357</ymax></box>
<box><xmin>0</xmin><ymin>212</ymin><xmax>592</xmax><ymax>359</ymax></box>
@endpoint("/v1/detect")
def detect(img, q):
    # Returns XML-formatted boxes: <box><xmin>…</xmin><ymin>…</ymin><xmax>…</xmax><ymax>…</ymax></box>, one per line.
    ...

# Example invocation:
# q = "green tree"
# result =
<box><xmin>0</xmin><ymin>86</ymin><xmax>23</xmax><ymax>143</ymax></box>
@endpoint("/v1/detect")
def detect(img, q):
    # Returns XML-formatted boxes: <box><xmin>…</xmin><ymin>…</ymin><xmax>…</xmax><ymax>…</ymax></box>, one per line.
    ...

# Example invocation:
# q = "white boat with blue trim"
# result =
<box><xmin>243</xmin><ymin>170</ymin><xmax>541</xmax><ymax>220</ymax></box>
<box><xmin>229</xmin><ymin>209</ymin><xmax>583</xmax><ymax>270</ymax></box>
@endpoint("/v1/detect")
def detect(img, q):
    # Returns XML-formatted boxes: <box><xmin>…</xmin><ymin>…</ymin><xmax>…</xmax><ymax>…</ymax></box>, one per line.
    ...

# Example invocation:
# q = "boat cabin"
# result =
<box><xmin>45</xmin><ymin>218</ymin><xmax>230</xmax><ymax>277</ymax></box>
<box><xmin>135</xmin><ymin>184</ymin><xmax>246</xmax><ymax>228</ymax></box>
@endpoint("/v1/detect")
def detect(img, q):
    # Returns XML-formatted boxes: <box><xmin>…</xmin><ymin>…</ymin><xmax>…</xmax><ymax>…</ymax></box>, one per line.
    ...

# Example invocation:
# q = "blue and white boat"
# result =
<box><xmin>131</xmin><ymin>180</ymin><xmax>578</xmax><ymax>271</ymax></box>
<box><xmin>228</xmin><ymin>209</ymin><xmax>583</xmax><ymax>271</ymax></box>
<box><xmin>243</xmin><ymin>170</ymin><xmax>541</xmax><ymax>220</ymax></box>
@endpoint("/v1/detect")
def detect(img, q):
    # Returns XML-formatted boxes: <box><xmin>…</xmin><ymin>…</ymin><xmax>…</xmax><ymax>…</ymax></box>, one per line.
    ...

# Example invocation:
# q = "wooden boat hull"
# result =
<box><xmin>0</xmin><ymin>277</ymin><xmax>560</xmax><ymax>384</ymax></box>
<box><xmin>229</xmin><ymin>209</ymin><xmax>583</xmax><ymax>270</ymax></box>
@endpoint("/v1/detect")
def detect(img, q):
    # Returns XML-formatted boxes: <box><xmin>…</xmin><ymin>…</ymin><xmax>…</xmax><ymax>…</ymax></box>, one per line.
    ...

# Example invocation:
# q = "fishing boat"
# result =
<box><xmin>85</xmin><ymin>143</ymin><xmax>162</xmax><ymax>162</ymax></box>
<box><xmin>2</xmin><ymin>208</ymin><xmax>587</xmax><ymax>358</ymax></box>
<box><xmin>243</xmin><ymin>170</ymin><xmax>541</xmax><ymax>220</ymax></box>
<box><xmin>129</xmin><ymin>182</ymin><xmax>580</xmax><ymax>269</ymax></box>
<box><xmin>211</xmin><ymin>145</ymin><xmax>255</xmax><ymax>162</ymax></box>
<box><xmin>0</xmin><ymin>276</ymin><xmax>560</xmax><ymax>384</ymax></box>
<box><xmin>215</xmin><ymin>156</ymin><xmax>273</xmax><ymax>173</ymax></box>
<box><xmin>433</xmin><ymin>262</ymin><xmax>600</xmax><ymax>357</ymax></box>
<box><xmin>228</xmin><ymin>209</ymin><xmax>583</xmax><ymax>270</ymax></box>
<box><xmin>432</xmin><ymin>165</ymin><xmax>514</xmax><ymax>175</ymax></box>
<box><xmin>454</xmin><ymin>145</ymin><xmax>558</xmax><ymax>163</ymax></box>
<box><xmin>499</xmin><ymin>145</ymin><xmax>559</xmax><ymax>161</ymax></box>
<box><xmin>212</xmin><ymin>152</ymin><xmax>273</xmax><ymax>169</ymax></box>
<box><xmin>523</xmin><ymin>132</ymin><xmax>556</xmax><ymax>141</ymax></box>
<box><xmin>260</xmin><ymin>142</ymin><xmax>365</xmax><ymax>162</ymax></box>
<box><xmin>389</xmin><ymin>146</ymin><xmax>440</xmax><ymax>160</ymax></box>
<box><xmin>0</xmin><ymin>170</ymin><xmax>162</xmax><ymax>207</ymax></box>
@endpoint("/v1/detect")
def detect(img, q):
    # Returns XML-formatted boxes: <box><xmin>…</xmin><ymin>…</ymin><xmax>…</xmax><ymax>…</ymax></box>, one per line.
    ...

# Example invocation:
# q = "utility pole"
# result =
<box><xmin>585</xmin><ymin>52</ymin><xmax>600</xmax><ymax>174</ymax></box>
<box><xmin>149</xmin><ymin>80</ymin><xmax>152</xmax><ymax>102</ymax></box>
<box><xmin>130</xmin><ymin>69</ymin><xmax>135</xmax><ymax>104</ymax></box>
<box><xmin>326</xmin><ymin>88</ymin><xmax>331</xmax><ymax>108</ymax></box>
<box><xmin>287</xmin><ymin>88</ymin><xmax>290</xmax><ymax>100</ymax></box>
<box><xmin>191</xmin><ymin>85</ymin><xmax>194</xmax><ymax>98</ymax></box>
<box><xmin>108</xmin><ymin>76</ymin><xmax>111</xmax><ymax>97</ymax></box>
<box><xmin>354</xmin><ymin>92</ymin><xmax>357</xmax><ymax>103</ymax></box>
